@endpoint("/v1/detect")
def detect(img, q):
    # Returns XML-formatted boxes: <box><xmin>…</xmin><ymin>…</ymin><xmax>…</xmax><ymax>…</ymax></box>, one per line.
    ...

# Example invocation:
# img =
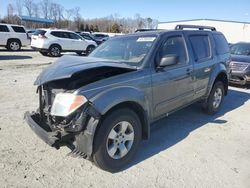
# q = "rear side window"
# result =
<box><xmin>213</xmin><ymin>34</ymin><xmax>229</xmax><ymax>55</ymax></box>
<box><xmin>51</xmin><ymin>31</ymin><xmax>62</xmax><ymax>38</ymax></box>
<box><xmin>0</xmin><ymin>25</ymin><xmax>9</xmax><ymax>32</ymax></box>
<box><xmin>11</xmin><ymin>26</ymin><xmax>26</xmax><ymax>33</ymax></box>
<box><xmin>33</xmin><ymin>30</ymin><xmax>46</xmax><ymax>36</ymax></box>
<box><xmin>189</xmin><ymin>35</ymin><xmax>211</xmax><ymax>62</ymax></box>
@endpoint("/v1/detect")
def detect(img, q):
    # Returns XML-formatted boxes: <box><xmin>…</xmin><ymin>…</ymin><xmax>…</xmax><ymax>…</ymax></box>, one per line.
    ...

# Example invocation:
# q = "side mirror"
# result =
<box><xmin>158</xmin><ymin>55</ymin><xmax>178</xmax><ymax>67</ymax></box>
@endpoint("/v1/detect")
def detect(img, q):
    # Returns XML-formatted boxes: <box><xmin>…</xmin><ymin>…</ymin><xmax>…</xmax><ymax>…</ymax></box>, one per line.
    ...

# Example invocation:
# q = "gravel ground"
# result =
<box><xmin>0</xmin><ymin>47</ymin><xmax>250</xmax><ymax>188</ymax></box>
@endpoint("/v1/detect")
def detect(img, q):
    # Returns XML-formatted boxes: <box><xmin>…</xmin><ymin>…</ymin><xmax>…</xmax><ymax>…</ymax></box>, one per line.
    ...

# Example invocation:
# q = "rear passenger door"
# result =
<box><xmin>152</xmin><ymin>34</ymin><xmax>195</xmax><ymax>118</ymax></box>
<box><xmin>186</xmin><ymin>32</ymin><xmax>215</xmax><ymax>98</ymax></box>
<box><xmin>0</xmin><ymin>25</ymin><xmax>10</xmax><ymax>45</ymax></box>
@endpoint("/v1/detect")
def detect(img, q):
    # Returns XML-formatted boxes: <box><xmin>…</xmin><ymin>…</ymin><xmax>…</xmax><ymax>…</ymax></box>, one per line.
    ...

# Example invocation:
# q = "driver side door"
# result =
<box><xmin>151</xmin><ymin>34</ymin><xmax>195</xmax><ymax>119</ymax></box>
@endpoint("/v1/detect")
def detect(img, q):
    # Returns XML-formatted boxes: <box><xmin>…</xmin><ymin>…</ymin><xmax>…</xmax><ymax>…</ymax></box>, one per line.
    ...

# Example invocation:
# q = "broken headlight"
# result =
<box><xmin>50</xmin><ymin>93</ymin><xmax>87</xmax><ymax>117</ymax></box>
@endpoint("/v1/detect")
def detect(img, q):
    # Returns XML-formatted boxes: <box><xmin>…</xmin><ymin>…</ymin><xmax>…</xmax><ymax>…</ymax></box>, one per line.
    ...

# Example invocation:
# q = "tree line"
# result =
<box><xmin>0</xmin><ymin>0</ymin><xmax>158</xmax><ymax>33</ymax></box>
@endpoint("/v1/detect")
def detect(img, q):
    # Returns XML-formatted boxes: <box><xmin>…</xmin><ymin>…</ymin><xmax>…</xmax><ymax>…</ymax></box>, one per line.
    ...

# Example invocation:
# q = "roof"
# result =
<box><xmin>158</xmin><ymin>18</ymin><xmax>250</xmax><ymax>25</ymax></box>
<box><xmin>18</xmin><ymin>16</ymin><xmax>55</xmax><ymax>24</ymax></box>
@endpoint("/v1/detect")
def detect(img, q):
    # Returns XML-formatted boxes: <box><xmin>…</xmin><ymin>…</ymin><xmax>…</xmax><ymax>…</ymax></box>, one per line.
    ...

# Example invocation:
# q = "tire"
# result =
<box><xmin>203</xmin><ymin>81</ymin><xmax>225</xmax><ymax>114</ymax></box>
<box><xmin>86</xmin><ymin>45</ymin><xmax>95</xmax><ymax>55</ymax></box>
<box><xmin>39</xmin><ymin>51</ymin><xmax>49</xmax><ymax>56</ymax></box>
<box><xmin>48</xmin><ymin>44</ymin><xmax>61</xmax><ymax>57</ymax></box>
<box><xmin>93</xmin><ymin>108</ymin><xmax>142</xmax><ymax>172</ymax></box>
<box><xmin>7</xmin><ymin>40</ymin><xmax>21</xmax><ymax>51</ymax></box>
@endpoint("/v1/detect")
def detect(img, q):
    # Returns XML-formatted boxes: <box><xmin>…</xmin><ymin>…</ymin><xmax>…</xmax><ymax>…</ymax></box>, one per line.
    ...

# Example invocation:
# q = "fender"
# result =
<box><xmin>205</xmin><ymin>62</ymin><xmax>228</xmax><ymax>97</ymax></box>
<box><xmin>89</xmin><ymin>86</ymin><xmax>151</xmax><ymax>139</ymax></box>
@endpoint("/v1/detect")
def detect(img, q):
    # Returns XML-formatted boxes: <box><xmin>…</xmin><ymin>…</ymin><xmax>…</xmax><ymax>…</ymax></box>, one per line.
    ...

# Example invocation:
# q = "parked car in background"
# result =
<box><xmin>229</xmin><ymin>42</ymin><xmax>250</xmax><ymax>85</ymax></box>
<box><xmin>25</xmin><ymin>25</ymin><xmax>230</xmax><ymax>172</ymax></box>
<box><xmin>92</xmin><ymin>33</ymin><xmax>109</xmax><ymax>42</ymax></box>
<box><xmin>0</xmin><ymin>23</ymin><xmax>30</xmax><ymax>51</ymax></box>
<box><xmin>31</xmin><ymin>29</ymin><xmax>97</xmax><ymax>57</ymax></box>
<box><xmin>78</xmin><ymin>32</ymin><xmax>103</xmax><ymax>45</ymax></box>
<box><xmin>27</xmin><ymin>29</ymin><xmax>36</xmax><ymax>39</ymax></box>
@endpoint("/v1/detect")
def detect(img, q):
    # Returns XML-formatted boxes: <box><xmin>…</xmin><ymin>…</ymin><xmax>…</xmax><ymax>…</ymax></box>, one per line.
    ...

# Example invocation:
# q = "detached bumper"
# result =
<box><xmin>24</xmin><ymin>112</ymin><xmax>69</xmax><ymax>148</ymax></box>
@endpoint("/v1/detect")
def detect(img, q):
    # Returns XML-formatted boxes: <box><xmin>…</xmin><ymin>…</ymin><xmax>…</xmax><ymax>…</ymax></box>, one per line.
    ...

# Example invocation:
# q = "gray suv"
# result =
<box><xmin>25</xmin><ymin>25</ymin><xmax>231</xmax><ymax>172</ymax></box>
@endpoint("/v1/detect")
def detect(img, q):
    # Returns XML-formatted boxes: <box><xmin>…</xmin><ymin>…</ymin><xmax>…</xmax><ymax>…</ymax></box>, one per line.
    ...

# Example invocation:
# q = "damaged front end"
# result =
<box><xmin>25</xmin><ymin>84</ymin><xmax>101</xmax><ymax>159</ymax></box>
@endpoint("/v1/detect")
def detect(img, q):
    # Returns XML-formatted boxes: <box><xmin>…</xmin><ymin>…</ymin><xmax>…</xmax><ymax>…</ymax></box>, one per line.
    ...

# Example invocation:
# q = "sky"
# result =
<box><xmin>0</xmin><ymin>0</ymin><xmax>250</xmax><ymax>22</ymax></box>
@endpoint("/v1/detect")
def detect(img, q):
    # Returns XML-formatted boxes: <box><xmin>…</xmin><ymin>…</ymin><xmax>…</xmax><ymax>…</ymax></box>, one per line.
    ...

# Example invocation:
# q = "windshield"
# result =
<box><xmin>89</xmin><ymin>35</ymin><xmax>157</xmax><ymax>65</ymax></box>
<box><xmin>230</xmin><ymin>43</ymin><xmax>250</xmax><ymax>56</ymax></box>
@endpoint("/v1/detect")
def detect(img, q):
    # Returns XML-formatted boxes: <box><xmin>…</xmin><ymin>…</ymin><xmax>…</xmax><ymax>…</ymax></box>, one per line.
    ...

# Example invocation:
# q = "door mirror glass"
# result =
<box><xmin>159</xmin><ymin>55</ymin><xmax>178</xmax><ymax>67</ymax></box>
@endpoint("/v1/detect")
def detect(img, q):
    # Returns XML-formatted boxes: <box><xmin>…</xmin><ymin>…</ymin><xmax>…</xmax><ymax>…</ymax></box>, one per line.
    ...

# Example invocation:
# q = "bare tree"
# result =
<box><xmin>24</xmin><ymin>0</ymin><xmax>33</xmax><ymax>17</ymax></box>
<box><xmin>73</xmin><ymin>7</ymin><xmax>81</xmax><ymax>30</ymax></box>
<box><xmin>40</xmin><ymin>0</ymin><xmax>50</xmax><ymax>19</ymax></box>
<box><xmin>15</xmin><ymin>0</ymin><xmax>23</xmax><ymax>16</ymax></box>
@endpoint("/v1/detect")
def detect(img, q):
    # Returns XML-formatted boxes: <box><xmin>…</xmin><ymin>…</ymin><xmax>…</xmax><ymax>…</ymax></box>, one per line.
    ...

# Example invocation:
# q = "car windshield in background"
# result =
<box><xmin>230</xmin><ymin>43</ymin><xmax>250</xmax><ymax>56</ymax></box>
<box><xmin>33</xmin><ymin>30</ymin><xmax>46</xmax><ymax>36</ymax></box>
<box><xmin>89</xmin><ymin>35</ymin><xmax>157</xmax><ymax>65</ymax></box>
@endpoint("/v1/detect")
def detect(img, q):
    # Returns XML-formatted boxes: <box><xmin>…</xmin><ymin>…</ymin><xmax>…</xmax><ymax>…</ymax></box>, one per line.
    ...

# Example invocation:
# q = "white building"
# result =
<box><xmin>158</xmin><ymin>19</ymin><xmax>250</xmax><ymax>43</ymax></box>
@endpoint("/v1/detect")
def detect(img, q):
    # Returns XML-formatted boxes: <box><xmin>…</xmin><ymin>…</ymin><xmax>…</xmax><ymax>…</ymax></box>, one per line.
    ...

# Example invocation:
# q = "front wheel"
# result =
<box><xmin>86</xmin><ymin>45</ymin><xmax>95</xmax><ymax>55</ymax></box>
<box><xmin>93</xmin><ymin>108</ymin><xmax>141</xmax><ymax>172</ymax></box>
<box><xmin>203</xmin><ymin>81</ymin><xmax>225</xmax><ymax>114</ymax></box>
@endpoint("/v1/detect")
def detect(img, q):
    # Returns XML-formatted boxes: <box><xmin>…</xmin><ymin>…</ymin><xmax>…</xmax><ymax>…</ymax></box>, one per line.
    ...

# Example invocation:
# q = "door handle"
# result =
<box><xmin>204</xmin><ymin>68</ymin><xmax>211</xmax><ymax>73</ymax></box>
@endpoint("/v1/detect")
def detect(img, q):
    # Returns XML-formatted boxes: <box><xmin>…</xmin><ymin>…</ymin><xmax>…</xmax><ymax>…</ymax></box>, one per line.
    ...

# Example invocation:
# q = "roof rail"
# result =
<box><xmin>175</xmin><ymin>25</ymin><xmax>216</xmax><ymax>31</ymax></box>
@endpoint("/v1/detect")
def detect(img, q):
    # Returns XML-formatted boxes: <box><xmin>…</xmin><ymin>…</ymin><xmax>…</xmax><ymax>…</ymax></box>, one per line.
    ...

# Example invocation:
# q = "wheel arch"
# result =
<box><xmin>96</xmin><ymin>101</ymin><xmax>150</xmax><ymax>141</ymax></box>
<box><xmin>49</xmin><ymin>43</ymin><xmax>62</xmax><ymax>50</ymax></box>
<box><xmin>7</xmin><ymin>38</ymin><xmax>22</xmax><ymax>46</ymax></box>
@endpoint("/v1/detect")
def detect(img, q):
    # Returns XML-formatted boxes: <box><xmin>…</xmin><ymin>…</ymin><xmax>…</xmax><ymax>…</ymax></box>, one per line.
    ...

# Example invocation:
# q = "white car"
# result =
<box><xmin>31</xmin><ymin>29</ymin><xmax>97</xmax><ymax>57</ymax></box>
<box><xmin>0</xmin><ymin>23</ymin><xmax>30</xmax><ymax>51</ymax></box>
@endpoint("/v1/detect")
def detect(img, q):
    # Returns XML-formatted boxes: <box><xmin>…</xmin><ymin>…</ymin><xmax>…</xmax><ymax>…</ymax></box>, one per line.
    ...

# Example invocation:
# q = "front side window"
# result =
<box><xmin>11</xmin><ymin>26</ymin><xmax>25</xmax><ymax>33</ymax></box>
<box><xmin>0</xmin><ymin>25</ymin><xmax>9</xmax><ymax>32</ymax></box>
<box><xmin>159</xmin><ymin>36</ymin><xmax>188</xmax><ymax>64</ymax></box>
<box><xmin>69</xmin><ymin>33</ymin><xmax>82</xmax><ymax>40</ymax></box>
<box><xmin>89</xmin><ymin>35</ymin><xmax>157</xmax><ymax>66</ymax></box>
<box><xmin>189</xmin><ymin>35</ymin><xmax>211</xmax><ymax>62</ymax></box>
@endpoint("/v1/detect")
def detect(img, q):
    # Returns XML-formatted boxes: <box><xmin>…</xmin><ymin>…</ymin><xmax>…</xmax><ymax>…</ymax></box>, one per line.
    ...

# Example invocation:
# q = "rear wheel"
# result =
<box><xmin>203</xmin><ymin>81</ymin><xmax>225</xmax><ymax>114</ymax></box>
<box><xmin>49</xmin><ymin>45</ymin><xmax>61</xmax><ymax>57</ymax></box>
<box><xmin>7</xmin><ymin>40</ymin><xmax>21</xmax><ymax>51</ymax></box>
<box><xmin>93</xmin><ymin>108</ymin><xmax>141</xmax><ymax>172</ymax></box>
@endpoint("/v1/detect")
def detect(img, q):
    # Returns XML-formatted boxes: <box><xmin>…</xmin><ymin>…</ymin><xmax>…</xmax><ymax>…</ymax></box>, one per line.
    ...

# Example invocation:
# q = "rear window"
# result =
<box><xmin>11</xmin><ymin>26</ymin><xmax>26</xmax><ymax>33</ymax></box>
<box><xmin>33</xmin><ymin>30</ymin><xmax>46</xmax><ymax>36</ymax></box>
<box><xmin>189</xmin><ymin>35</ymin><xmax>211</xmax><ymax>62</ymax></box>
<box><xmin>0</xmin><ymin>25</ymin><xmax>9</xmax><ymax>32</ymax></box>
<box><xmin>213</xmin><ymin>34</ymin><xmax>229</xmax><ymax>55</ymax></box>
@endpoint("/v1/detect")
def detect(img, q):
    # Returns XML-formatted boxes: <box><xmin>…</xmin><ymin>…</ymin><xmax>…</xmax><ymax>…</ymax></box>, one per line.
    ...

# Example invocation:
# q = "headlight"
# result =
<box><xmin>50</xmin><ymin>93</ymin><xmax>87</xmax><ymax>117</ymax></box>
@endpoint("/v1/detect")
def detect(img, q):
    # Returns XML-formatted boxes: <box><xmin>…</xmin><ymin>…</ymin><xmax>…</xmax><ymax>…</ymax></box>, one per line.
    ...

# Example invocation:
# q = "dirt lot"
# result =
<box><xmin>0</xmin><ymin>47</ymin><xmax>250</xmax><ymax>188</ymax></box>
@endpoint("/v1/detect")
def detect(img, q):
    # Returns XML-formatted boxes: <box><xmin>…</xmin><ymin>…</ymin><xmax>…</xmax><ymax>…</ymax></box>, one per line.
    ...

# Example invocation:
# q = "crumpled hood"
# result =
<box><xmin>231</xmin><ymin>55</ymin><xmax>250</xmax><ymax>63</ymax></box>
<box><xmin>34</xmin><ymin>55</ymin><xmax>136</xmax><ymax>86</ymax></box>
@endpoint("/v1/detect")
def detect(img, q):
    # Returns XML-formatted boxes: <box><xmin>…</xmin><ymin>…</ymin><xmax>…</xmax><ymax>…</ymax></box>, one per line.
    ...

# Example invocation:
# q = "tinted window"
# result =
<box><xmin>69</xmin><ymin>33</ymin><xmax>81</xmax><ymax>40</ymax></box>
<box><xmin>33</xmin><ymin>30</ymin><xmax>46</xmax><ymax>36</ymax></box>
<box><xmin>11</xmin><ymin>26</ymin><xmax>26</xmax><ymax>33</ymax></box>
<box><xmin>80</xmin><ymin>34</ymin><xmax>92</xmax><ymax>40</ymax></box>
<box><xmin>230</xmin><ymin>43</ymin><xmax>250</xmax><ymax>56</ymax></box>
<box><xmin>213</xmin><ymin>34</ymin><xmax>229</xmax><ymax>54</ymax></box>
<box><xmin>159</xmin><ymin>36</ymin><xmax>187</xmax><ymax>64</ymax></box>
<box><xmin>0</xmin><ymin>25</ymin><xmax>9</xmax><ymax>32</ymax></box>
<box><xmin>189</xmin><ymin>35</ymin><xmax>211</xmax><ymax>61</ymax></box>
<box><xmin>51</xmin><ymin>31</ymin><xmax>61</xmax><ymax>37</ymax></box>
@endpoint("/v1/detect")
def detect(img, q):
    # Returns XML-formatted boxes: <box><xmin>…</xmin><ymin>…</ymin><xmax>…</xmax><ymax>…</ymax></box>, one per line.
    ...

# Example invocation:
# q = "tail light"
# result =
<box><xmin>38</xmin><ymin>34</ymin><xmax>47</xmax><ymax>39</ymax></box>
